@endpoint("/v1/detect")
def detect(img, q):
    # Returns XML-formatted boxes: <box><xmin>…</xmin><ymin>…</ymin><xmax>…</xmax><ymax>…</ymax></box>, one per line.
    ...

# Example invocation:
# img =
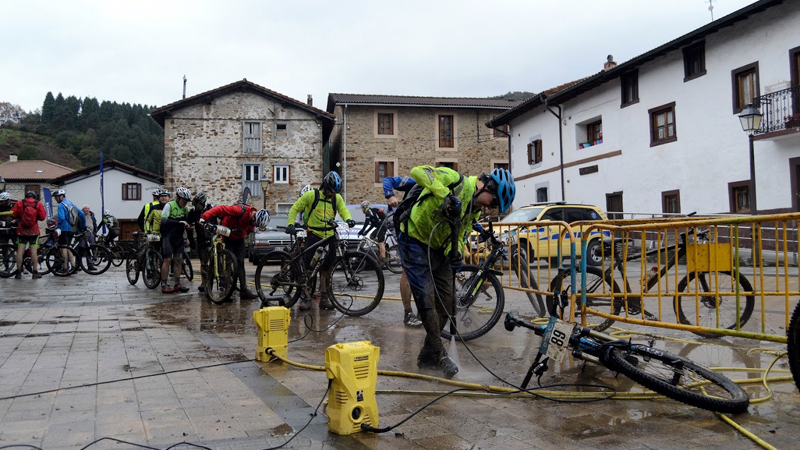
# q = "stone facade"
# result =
<box><xmin>327</xmin><ymin>101</ymin><xmax>513</xmax><ymax>205</ymax></box>
<box><xmin>153</xmin><ymin>82</ymin><xmax>334</xmax><ymax>213</ymax></box>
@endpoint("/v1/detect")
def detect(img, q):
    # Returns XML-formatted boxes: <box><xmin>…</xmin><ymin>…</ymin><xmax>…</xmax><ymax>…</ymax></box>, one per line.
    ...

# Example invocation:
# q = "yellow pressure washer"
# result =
<box><xmin>325</xmin><ymin>341</ymin><xmax>380</xmax><ymax>435</ymax></box>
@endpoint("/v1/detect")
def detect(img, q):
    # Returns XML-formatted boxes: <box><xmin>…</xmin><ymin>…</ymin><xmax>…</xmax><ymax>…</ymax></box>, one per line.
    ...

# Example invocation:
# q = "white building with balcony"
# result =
<box><xmin>488</xmin><ymin>0</ymin><xmax>800</xmax><ymax>216</ymax></box>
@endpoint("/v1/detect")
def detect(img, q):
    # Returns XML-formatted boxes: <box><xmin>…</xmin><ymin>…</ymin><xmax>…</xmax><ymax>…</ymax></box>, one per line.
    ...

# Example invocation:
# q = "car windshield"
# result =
<box><xmin>502</xmin><ymin>208</ymin><xmax>543</xmax><ymax>222</ymax></box>
<box><xmin>263</xmin><ymin>215</ymin><xmax>288</xmax><ymax>231</ymax></box>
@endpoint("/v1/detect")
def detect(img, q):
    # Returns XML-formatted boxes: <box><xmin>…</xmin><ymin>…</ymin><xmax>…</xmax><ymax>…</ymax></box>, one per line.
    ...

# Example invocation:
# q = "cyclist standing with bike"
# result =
<box><xmin>200</xmin><ymin>201</ymin><xmax>270</xmax><ymax>300</ymax></box>
<box><xmin>159</xmin><ymin>187</ymin><xmax>192</xmax><ymax>294</ymax></box>
<box><xmin>54</xmin><ymin>189</ymin><xmax>86</xmax><ymax>274</ymax></box>
<box><xmin>11</xmin><ymin>191</ymin><xmax>46</xmax><ymax>279</ymax></box>
<box><xmin>188</xmin><ymin>192</ymin><xmax>212</xmax><ymax>292</ymax></box>
<box><xmin>397</xmin><ymin>166</ymin><xmax>515</xmax><ymax>379</ymax></box>
<box><xmin>286</xmin><ymin>171</ymin><xmax>355</xmax><ymax>311</ymax></box>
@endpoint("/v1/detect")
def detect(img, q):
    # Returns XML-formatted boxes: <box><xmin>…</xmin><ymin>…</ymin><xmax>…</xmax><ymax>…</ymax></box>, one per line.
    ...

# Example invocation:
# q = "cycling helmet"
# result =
<box><xmin>299</xmin><ymin>184</ymin><xmax>313</xmax><ymax>197</ymax></box>
<box><xmin>193</xmin><ymin>192</ymin><xmax>207</xmax><ymax>204</ymax></box>
<box><xmin>104</xmin><ymin>210</ymin><xmax>111</xmax><ymax>216</ymax></box>
<box><xmin>25</xmin><ymin>191</ymin><xmax>38</xmax><ymax>200</ymax></box>
<box><xmin>322</xmin><ymin>171</ymin><xmax>342</xmax><ymax>194</ymax></box>
<box><xmin>54</xmin><ymin>189</ymin><xmax>66</xmax><ymax>197</ymax></box>
<box><xmin>175</xmin><ymin>187</ymin><xmax>192</xmax><ymax>201</ymax></box>
<box><xmin>254</xmin><ymin>209</ymin><xmax>270</xmax><ymax>229</ymax></box>
<box><xmin>159</xmin><ymin>190</ymin><xmax>171</xmax><ymax>197</ymax></box>
<box><xmin>360</xmin><ymin>200</ymin><xmax>371</xmax><ymax>212</ymax></box>
<box><xmin>488</xmin><ymin>168</ymin><xmax>516</xmax><ymax>215</ymax></box>
<box><xmin>152</xmin><ymin>189</ymin><xmax>161</xmax><ymax>198</ymax></box>
<box><xmin>0</xmin><ymin>192</ymin><xmax>10</xmax><ymax>201</ymax></box>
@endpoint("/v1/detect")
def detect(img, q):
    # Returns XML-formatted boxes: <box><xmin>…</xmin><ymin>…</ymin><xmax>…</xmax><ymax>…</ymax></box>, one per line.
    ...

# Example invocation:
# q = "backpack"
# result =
<box><xmin>20</xmin><ymin>201</ymin><xmax>39</xmax><ymax>229</ymax></box>
<box><xmin>306</xmin><ymin>189</ymin><xmax>338</xmax><ymax>231</ymax></box>
<box><xmin>67</xmin><ymin>203</ymin><xmax>80</xmax><ymax>228</ymax></box>
<box><xmin>393</xmin><ymin>174</ymin><xmax>464</xmax><ymax>234</ymax></box>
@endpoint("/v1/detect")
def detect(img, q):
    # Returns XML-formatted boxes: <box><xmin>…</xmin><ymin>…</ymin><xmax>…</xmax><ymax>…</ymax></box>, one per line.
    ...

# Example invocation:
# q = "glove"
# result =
<box><xmin>442</xmin><ymin>194</ymin><xmax>462</xmax><ymax>220</ymax></box>
<box><xmin>179</xmin><ymin>221</ymin><xmax>189</xmax><ymax>228</ymax></box>
<box><xmin>285</xmin><ymin>224</ymin><xmax>296</xmax><ymax>235</ymax></box>
<box><xmin>448</xmin><ymin>251</ymin><xmax>463</xmax><ymax>272</ymax></box>
<box><xmin>198</xmin><ymin>218</ymin><xmax>205</xmax><ymax>225</ymax></box>
<box><xmin>346</xmin><ymin>219</ymin><xmax>356</xmax><ymax>228</ymax></box>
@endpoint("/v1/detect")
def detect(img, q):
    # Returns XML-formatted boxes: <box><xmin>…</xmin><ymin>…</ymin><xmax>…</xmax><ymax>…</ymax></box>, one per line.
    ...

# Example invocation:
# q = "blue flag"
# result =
<box><xmin>100</xmin><ymin>153</ymin><xmax>106</xmax><ymax>233</ymax></box>
<box><xmin>43</xmin><ymin>188</ymin><xmax>53</xmax><ymax>218</ymax></box>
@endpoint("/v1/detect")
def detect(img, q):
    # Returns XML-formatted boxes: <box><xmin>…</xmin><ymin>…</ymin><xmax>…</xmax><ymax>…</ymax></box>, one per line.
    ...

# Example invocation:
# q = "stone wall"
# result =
<box><xmin>162</xmin><ymin>91</ymin><xmax>325</xmax><ymax>212</ymax></box>
<box><xmin>331</xmin><ymin>105</ymin><xmax>509</xmax><ymax>205</ymax></box>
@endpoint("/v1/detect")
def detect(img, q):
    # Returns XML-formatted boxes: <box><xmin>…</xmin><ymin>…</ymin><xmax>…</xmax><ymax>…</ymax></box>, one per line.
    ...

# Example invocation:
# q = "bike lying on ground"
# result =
<box><xmin>255</xmin><ymin>219</ymin><xmax>384</xmax><ymax>316</ymax></box>
<box><xmin>548</xmin><ymin>224</ymin><xmax>754</xmax><ymax>335</ymax></box>
<box><xmin>504</xmin><ymin>309</ymin><xmax>749</xmax><ymax>413</ymax></box>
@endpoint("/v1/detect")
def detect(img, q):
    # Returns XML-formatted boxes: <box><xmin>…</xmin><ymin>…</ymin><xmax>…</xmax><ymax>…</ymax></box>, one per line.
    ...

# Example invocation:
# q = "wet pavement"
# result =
<box><xmin>1</xmin><ymin>261</ymin><xmax>799</xmax><ymax>449</ymax></box>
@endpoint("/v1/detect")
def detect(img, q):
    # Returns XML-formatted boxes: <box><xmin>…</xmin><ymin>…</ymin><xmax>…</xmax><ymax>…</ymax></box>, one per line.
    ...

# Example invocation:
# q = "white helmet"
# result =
<box><xmin>299</xmin><ymin>184</ymin><xmax>313</xmax><ymax>197</ymax></box>
<box><xmin>175</xmin><ymin>187</ymin><xmax>192</xmax><ymax>201</ymax></box>
<box><xmin>54</xmin><ymin>189</ymin><xmax>66</xmax><ymax>197</ymax></box>
<box><xmin>104</xmin><ymin>210</ymin><xmax>111</xmax><ymax>216</ymax></box>
<box><xmin>0</xmin><ymin>192</ymin><xmax>10</xmax><ymax>201</ymax></box>
<box><xmin>254</xmin><ymin>209</ymin><xmax>270</xmax><ymax>229</ymax></box>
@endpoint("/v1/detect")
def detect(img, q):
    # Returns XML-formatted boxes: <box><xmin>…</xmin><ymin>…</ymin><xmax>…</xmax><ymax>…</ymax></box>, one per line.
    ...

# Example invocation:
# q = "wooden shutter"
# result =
<box><xmin>527</xmin><ymin>143</ymin><xmax>533</xmax><ymax>165</ymax></box>
<box><xmin>534</xmin><ymin>140</ymin><xmax>542</xmax><ymax>164</ymax></box>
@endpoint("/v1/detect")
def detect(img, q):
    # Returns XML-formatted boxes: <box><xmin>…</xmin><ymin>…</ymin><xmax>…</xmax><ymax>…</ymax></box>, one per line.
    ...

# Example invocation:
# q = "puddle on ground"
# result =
<box><xmin>271</xmin><ymin>423</ymin><xmax>294</xmax><ymax>436</ymax></box>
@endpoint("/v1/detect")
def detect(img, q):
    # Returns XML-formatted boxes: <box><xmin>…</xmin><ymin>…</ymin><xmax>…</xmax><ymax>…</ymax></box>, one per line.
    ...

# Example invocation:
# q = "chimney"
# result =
<box><xmin>603</xmin><ymin>55</ymin><xmax>617</xmax><ymax>71</ymax></box>
<box><xmin>307</xmin><ymin>95</ymin><xmax>313</xmax><ymax>107</ymax></box>
<box><xmin>9</xmin><ymin>154</ymin><xmax>18</xmax><ymax>163</ymax></box>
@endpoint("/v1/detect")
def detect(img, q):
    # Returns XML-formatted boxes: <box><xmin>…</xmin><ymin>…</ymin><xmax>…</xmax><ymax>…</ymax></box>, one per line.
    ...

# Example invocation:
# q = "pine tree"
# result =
<box><xmin>41</xmin><ymin>92</ymin><xmax>55</xmax><ymax>124</ymax></box>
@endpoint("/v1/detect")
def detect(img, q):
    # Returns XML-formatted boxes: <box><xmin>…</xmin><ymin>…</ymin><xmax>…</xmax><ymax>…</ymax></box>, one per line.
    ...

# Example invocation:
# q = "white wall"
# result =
<box><xmin>61</xmin><ymin>169</ymin><xmax>160</xmax><ymax>220</ymax></box>
<box><xmin>509</xmin><ymin>1</ymin><xmax>800</xmax><ymax>215</ymax></box>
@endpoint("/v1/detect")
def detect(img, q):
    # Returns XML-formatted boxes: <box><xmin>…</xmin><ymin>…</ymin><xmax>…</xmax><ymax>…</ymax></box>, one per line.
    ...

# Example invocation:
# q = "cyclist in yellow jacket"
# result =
<box><xmin>286</xmin><ymin>172</ymin><xmax>354</xmax><ymax>311</ymax></box>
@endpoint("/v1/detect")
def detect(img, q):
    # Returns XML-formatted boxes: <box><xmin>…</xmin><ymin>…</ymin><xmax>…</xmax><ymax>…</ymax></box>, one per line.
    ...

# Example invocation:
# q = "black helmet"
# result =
<box><xmin>322</xmin><ymin>172</ymin><xmax>342</xmax><ymax>194</ymax></box>
<box><xmin>25</xmin><ymin>191</ymin><xmax>38</xmax><ymax>200</ymax></box>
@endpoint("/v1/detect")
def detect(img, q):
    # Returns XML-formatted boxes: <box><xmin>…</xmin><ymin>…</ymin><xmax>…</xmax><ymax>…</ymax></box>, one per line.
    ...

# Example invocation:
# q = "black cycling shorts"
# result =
<box><xmin>162</xmin><ymin>230</ymin><xmax>184</xmax><ymax>258</ymax></box>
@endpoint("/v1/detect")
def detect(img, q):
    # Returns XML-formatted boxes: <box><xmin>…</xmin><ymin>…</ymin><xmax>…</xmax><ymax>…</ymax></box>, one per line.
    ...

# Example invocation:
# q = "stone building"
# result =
<box><xmin>325</xmin><ymin>94</ymin><xmax>520</xmax><ymax>205</ymax></box>
<box><xmin>150</xmin><ymin>79</ymin><xmax>335</xmax><ymax>213</ymax></box>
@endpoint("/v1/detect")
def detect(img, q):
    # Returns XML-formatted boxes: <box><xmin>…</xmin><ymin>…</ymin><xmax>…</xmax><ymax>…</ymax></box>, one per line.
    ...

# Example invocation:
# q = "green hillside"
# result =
<box><xmin>0</xmin><ymin>128</ymin><xmax>82</xmax><ymax>168</ymax></box>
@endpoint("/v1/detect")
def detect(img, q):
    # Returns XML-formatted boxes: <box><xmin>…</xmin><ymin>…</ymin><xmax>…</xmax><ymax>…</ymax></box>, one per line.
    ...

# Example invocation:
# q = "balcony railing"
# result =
<box><xmin>755</xmin><ymin>85</ymin><xmax>800</xmax><ymax>134</ymax></box>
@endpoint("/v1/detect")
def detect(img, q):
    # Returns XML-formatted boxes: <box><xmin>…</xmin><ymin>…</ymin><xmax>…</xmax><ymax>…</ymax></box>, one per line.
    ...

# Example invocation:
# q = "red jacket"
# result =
<box><xmin>11</xmin><ymin>198</ymin><xmax>47</xmax><ymax>236</ymax></box>
<box><xmin>200</xmin><ymin>204</ymin><xmax>256</xmax><ymax>240</ymax></box>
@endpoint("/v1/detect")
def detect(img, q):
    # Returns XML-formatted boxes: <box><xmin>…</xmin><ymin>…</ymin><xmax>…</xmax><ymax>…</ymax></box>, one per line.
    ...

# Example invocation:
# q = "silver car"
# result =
<box><xmin>248</xmin><ymin>214</ymin><xmax>292</xmax><ymax>263</ymax></box>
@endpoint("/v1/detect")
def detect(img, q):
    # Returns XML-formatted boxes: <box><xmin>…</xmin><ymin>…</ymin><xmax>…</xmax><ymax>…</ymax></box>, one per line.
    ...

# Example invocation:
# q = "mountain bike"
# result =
<box><xmin>45</xmin><ymin>229</ymin><xmax>111</xmax><ymax>276</ymax></box>
<box><xmin>441</xmin><ymin>220</ymin><xmax>545</xmax><ymax>342</ymax></box>
<box><xmin>788</xmin><ymin>301</ymin><xmax>800</xmax><ymax>391</ymax></box>
<box><xmin>181</xmin><ymin>246</ymin><xmax>193</xmax><ymax>281</ymax></box>
<box><xmin>200</xmin><ymin>225</ymin><xmax>237</xmax><ymax>305</ymax></box>
<box><xmin>504</xmin><ymin>310</ymin><xmax>749</xmax><ymax>413</ymax></box>
<box><xmin>125</xmin><ymin>232</ymin><xmax>164</xmax><ymax>288</ymax></box>
<box><xmin>356</xmin><ymin>232</ymin><xmax>401</xmax><ymax>274</ymax></box>
<box><xmin>255</xmin><ymin>219</ymin><xmax>384</xmax><ymax>316</ymax></box>
<box><xmin>547</xmin><ymin>226</ymin><xmax>754</xmax><ymax>335</ymax></box>
<box><xmin>95</xmin><ymin>234</ymin><xmax>125</xmax><ymax>267</ymax></box>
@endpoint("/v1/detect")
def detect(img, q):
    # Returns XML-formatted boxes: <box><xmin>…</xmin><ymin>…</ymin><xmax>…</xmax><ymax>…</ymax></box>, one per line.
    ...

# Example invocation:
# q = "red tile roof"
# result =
<box><xmin>0</xmin><ymin>160</ymin><xmax>74</xmax><ymax>181</ymax></box>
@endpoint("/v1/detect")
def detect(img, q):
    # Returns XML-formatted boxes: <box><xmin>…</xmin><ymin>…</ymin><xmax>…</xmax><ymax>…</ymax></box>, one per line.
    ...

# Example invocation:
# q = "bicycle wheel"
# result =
<box><xmin>674</xmin><ymin>271</ymin><xmax>755</xmax><ymax>337</ymax></box>
<box><xmin>383</xmin><ymin>243</ymin><xmax>402</xmax><ymax>274</ymax></box>
<box><xmin>440</xmin><ymin>264</ymin><xmax>505</xmax><ymax>342</ymax></box>
<box><xmin>32</xmin><ymin>245</ymin><xmax>52</xmax><ymax>276</ymax></box>
<box><xmin>143</xmin><ymin>249</ymin><xmax>164</xmax><ymax>289</ymax></box>
<box><xmin>605</xmin><ymin>344</ymin><xmax>749</xmax><ymax>413</ymax></box>
<box><xmin>182</xmin><ymin>252</ymin><xmax>194</xmax><ymax>281</ymax></box>
<box><xmin>45</xmin><ymin>245</ymin><xmax>78</xmax><ymax>277</ymax></box>
<box><xmin>80</xmin><ymin>244</ymin><xmax>111</xmax><ymax>275</ymax></box>
<box><xmin>788</xmin><ymin>302</ymin><xmax>800</xmax><ymax>392</ymax></box>
<box><xmin>0</xmin><ymin>244</ymin><xmax>17</xmax><ymax>278</ymax></box>
<box><xmin>204</xmin><ymin>249</ymin><xmax>237</xmax><ymax>305</ymax></box>
<box><xmin>126</xmin><ymin>255</ymin><xmax>140</xmax><ymax>285</ymax></box>
<box><xmin>551</xmin><ymin>265</ymin><xmax>622</xmax><ymax>331</ymax></box>
<box><xmin>255</xmin><ymin>250</ymin><xmax>304</xmax><ymax>308</ymax></box>
<box><xmin>327</xmin><ymin>251</ymin><xmax>384</xmax><ymax>316</ymax></box>
<box><xmin>110</xmin><ymin>246</ymin><xmax>125</xmax><ymax>267</ymax></box>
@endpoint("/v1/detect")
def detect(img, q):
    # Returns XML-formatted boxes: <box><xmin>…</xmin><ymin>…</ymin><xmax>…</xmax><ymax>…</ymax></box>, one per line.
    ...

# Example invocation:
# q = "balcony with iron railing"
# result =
<box><xmin>754</xmin><ymin>85</ymin><xmax>800</xmax><ymax>135</ymax></box>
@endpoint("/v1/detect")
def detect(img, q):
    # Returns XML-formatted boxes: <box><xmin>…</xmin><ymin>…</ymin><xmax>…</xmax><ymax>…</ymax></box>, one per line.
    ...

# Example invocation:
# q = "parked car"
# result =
<box><xmin>498</xmin><ymin>202</ymin><xmax>610</xmax><ymax>266</ymax></box>
<box><xmin>248</xmin><ymin>214</ymin><xmax>292</xmax><ymax>264</ymax></box>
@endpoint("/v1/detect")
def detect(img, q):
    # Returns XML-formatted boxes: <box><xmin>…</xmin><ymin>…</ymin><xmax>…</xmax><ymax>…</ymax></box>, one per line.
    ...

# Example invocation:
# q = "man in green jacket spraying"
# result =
<box><xmin>396</xmin><ymin>166</ymin><xmax>515</xmax><ymax>379</ymax></box>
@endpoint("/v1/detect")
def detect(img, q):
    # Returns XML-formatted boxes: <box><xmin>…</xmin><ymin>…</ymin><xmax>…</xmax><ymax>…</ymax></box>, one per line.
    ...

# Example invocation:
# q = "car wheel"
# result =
<box><xmin>585</xmin><ymin>239</ymin><xmax>602</xmax><ymax>266</ymax></box>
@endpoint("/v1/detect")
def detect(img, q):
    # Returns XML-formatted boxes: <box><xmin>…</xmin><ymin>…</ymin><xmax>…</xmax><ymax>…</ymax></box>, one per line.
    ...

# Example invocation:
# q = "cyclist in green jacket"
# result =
<box><xmin>397</xmin><ymin>166</ymin><xmax>515</xmax><ymax>379</ymax></box>
<box><xmin>159</xmin><ymin>187</ymin><xmax>192</xmax><ymax>294</ymax></box>
<box><xmin>286</xmin><ymin>172</ymin><xmax>354</xmax><ymax>311</ymax></box>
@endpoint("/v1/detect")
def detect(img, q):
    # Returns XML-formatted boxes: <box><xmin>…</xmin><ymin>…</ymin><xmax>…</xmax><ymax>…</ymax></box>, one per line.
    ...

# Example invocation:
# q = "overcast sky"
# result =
<box><xmin>1</xmin><ymin>0</ymin><xmax>758</xmax><ymax>114</ymax></box>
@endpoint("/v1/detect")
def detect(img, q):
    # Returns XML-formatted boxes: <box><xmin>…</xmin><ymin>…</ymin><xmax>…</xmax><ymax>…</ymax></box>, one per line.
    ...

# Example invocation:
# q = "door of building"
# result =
<box><xmin>606</xmin><ymin>192</ymin><xmax>623</xmax><ymax>220</ymax></box>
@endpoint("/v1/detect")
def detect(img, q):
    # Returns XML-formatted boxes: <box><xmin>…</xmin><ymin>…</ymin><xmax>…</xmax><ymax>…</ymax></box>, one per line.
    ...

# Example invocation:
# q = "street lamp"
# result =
<box><xmin>260</xmin><ymin>179</ymin><xmax>269</xmax><ymax>210</ymax></box>
<box><xmin>0</xmin><ymin>175</ymin><xmax>6</xmax><ymax>193</ymax></box>
<box><xmin>738</xmin><ymin>103</ymin><xmax>763</xmax><ymax>264</ymax></box>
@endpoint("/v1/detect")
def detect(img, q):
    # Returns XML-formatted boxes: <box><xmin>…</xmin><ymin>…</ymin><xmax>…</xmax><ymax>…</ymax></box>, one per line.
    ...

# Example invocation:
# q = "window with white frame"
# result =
<box><xmin>276</xmin><ymin>203</ymin><xmax>292</xmax><ymax>214</ymax></box>
<box><xmin>243</xmin><ymin>121</ymin><xmax>262</xmax><ymax>154</ymax></box>
<box><xmin>274</xmin><ymin>165</ymin><xmax>290</xmax><ymax>184</ymax></box>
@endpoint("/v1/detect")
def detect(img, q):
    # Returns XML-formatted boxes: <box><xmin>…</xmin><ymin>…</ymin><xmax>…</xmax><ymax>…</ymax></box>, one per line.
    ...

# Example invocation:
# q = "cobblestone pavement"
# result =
<box><xmin>0</xmin><ymin>262</ymin><xmax>799</xmax><ymax>450</ymax></box>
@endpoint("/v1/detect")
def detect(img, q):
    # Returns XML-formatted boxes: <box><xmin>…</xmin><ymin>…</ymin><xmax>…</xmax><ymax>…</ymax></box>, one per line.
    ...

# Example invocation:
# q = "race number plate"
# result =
<box><xmin>296</xmin><ymin>230</ymin><xmax>307</xmax><ymax>238</ymax></box>
<box><xmin>540</xmin><ymin>316</ymin><xmax>574</xmax><ymax>362</ymax></box>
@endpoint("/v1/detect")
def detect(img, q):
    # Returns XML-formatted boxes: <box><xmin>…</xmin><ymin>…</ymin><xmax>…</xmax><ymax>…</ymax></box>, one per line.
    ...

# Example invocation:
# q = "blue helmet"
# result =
<box><xmin>489</xmin><ymin>168</ymin><xmax>516</xmax><ymax>214</ymax></box>
<box><xmin>322</xmin><ymin>171</ymin><xmax>342</xmax><ymax>194</ymax></box>
<box><xmin>254</xmin><ymin>209</ymin><xmax>270</xmax><ymax>229</ymax></box>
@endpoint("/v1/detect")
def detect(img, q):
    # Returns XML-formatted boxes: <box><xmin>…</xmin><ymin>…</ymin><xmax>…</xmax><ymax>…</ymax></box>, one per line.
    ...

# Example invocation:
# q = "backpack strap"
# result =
<box><xmin>307</xmin><ymin>189</ymin><xmax>338</xmax><ymax>232</ymax></box>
